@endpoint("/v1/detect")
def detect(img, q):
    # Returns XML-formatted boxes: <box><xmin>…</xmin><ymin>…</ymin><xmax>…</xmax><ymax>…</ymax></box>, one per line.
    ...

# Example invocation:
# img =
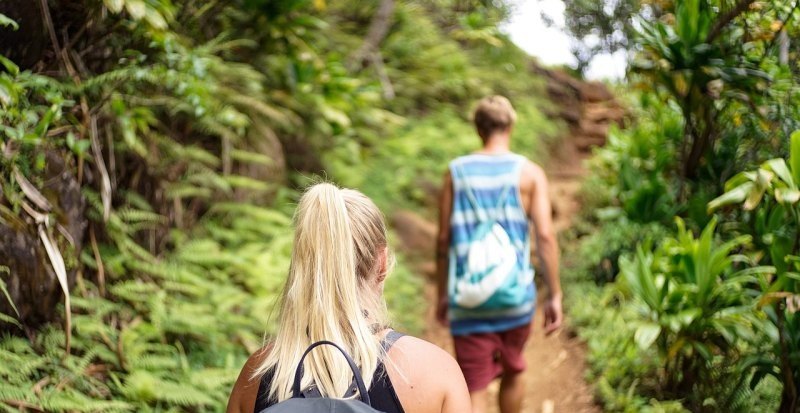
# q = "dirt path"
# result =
<box><xmin>390</xmin><ymin>79</ymin><xmax>624</xmax><ymax>412</ymax></box>
<box><xmin>415</xmin><ymin>135</ymin><xmax>601</xmax><ymax>413</ymax></box>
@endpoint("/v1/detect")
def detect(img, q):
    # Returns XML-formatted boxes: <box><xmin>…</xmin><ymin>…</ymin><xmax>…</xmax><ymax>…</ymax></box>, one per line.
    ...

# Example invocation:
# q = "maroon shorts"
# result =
<box><xmin>452</xmin><ymin>323</ymin><xmax>532</xmax><ymax>392</ymax></box>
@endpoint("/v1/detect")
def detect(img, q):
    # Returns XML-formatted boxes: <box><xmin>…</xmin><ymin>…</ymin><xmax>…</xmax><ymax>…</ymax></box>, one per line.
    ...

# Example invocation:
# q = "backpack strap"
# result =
<box><xmin>381</xmin><ymin>330</ymin><xmax>405</xmax><ymax>352</ymax></box>
<box><xmin>291</xmin><ymin>341</ymin><xmax>371</xmax><ymax>406</ymax></box>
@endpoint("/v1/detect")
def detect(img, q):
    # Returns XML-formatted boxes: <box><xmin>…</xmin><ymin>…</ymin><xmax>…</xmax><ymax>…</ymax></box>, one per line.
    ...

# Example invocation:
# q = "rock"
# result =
<box><xmin>557</xmin><ymin>107</ymin><xmax>582</xmax><ymax>126</ymax></box>
<box><xmin>574</xmin><ymin>136</ymin><xmax>608</xmax><ymax>152</ymax></box>
<box><xmin>577</xmin><ymin>120</ymin><xmax>610</xmax><ymax>140</ymax></box>
<box><xmin>583</xmin><ymin>103</ymin><xmax>627</xmax><ymax>124</ymax></box>
<box><xmin>579</xmin><ymin>81</ymin><xmax>615</xmax><ymax>103</ymax></box>
<box><xmin>391</xmin><ymin>210</ymin><xmax>436</xmax><ymax>256</ymax></box>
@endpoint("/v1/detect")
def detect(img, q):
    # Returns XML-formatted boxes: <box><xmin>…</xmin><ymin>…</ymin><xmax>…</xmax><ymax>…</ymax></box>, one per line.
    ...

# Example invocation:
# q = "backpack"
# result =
<box><xmin>259</xmin><ymin>341</ymin><xmax>386</xmax><ymax>413</ymax></box>
<box><xmin>450</xmin><ymin>163</ymin><xmax>530</xmax><ymax>310</ymax></box>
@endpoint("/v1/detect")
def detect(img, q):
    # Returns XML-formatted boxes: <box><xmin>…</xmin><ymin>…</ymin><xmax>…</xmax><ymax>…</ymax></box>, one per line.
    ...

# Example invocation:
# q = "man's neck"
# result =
<box><xmin>478</xmin><ymin>133</ymin><xmax>511</xmax><ymax>154</ymax></box>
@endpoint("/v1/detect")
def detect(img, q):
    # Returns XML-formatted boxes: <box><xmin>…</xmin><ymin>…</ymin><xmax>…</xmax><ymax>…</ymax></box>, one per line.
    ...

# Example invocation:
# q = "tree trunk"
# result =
<box><xmin>778</xmin><ymin>304</ymin><xmax>798</xmax><ymax>413</ymax></box>
<box><xmin>779</xmin><ymin>30</ymin><xmax>790</xmax><ymax>65</ymax></box>
<box><xmin>0</xmin><ymin>151</ymin><xmax>85</xmax><ymax>333</ymax></box>
<box><xmin>0</xmin><ymin>0</ymin><xmax>46</xmax><ymax>69</ymax></box>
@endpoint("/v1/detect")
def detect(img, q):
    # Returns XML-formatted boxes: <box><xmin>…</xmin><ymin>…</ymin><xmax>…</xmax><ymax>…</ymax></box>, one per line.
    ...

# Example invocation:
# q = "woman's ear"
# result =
<box><xmin>376</xmin><ymin>247</ymin><xmax>388</xmax><ymax>283</ymax></box>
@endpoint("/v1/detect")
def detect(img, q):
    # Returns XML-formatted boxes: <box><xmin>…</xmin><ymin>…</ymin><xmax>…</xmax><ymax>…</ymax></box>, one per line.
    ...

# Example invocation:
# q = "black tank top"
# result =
<box><xmin>253</xmin><ymin>330</ymin><xmax>406</xmax><ymax>413</ymax></box>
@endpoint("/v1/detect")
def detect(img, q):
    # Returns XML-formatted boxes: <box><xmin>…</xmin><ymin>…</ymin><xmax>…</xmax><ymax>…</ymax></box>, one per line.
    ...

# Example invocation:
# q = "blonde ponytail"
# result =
<box><xmin>254</xmin><ymin>183</ymin><xmax>391</xmax><ymax>402</ymax></box>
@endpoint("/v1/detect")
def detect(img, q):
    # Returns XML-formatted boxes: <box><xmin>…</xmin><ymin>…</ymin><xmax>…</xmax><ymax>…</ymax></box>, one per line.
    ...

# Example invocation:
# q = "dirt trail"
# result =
<box><xmin>418</xmin><ymin>142</ymin><xmax>599</xmax><ymax>413</ymax></box>
<box><xmin>390</xmin><ymin>75</ymin><xmax>624</xmax><ymax>413</ymax></box>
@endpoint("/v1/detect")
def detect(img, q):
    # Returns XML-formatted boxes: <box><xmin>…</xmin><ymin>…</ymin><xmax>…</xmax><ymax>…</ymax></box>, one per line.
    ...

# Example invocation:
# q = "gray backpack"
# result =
<box><xmin>259</xmin><ymin>340</ymin><xmax>386</xmax><ymax>413</ymax></box>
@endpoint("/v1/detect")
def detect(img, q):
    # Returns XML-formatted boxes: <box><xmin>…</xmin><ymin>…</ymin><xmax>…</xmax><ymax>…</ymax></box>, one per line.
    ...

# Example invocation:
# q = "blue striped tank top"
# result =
<box><xmin>447</xmin><ymin>153</ymin><xmax>536</xmax><ymax>336</ymax></box>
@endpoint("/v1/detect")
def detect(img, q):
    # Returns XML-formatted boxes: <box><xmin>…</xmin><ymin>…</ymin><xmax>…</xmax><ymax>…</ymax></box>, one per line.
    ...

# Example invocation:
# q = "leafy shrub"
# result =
<box><xmin>588</xmin><ymin>95</ymin><xmax>682</xmax><ymax>224</ymax></box>
<box><xmin>574</xmin><ymin>217</ymin><xmax>668</xmax><ymax>284</ymax></box>
<box><xmin>709</xmin><ymin>130</ymin><xmax>800</xmax><ymax>412</ymax></box>
<box><xmin>617</xmin><ymin>217</ymin><xmax>767</xmax><ymax>411</ymax></box>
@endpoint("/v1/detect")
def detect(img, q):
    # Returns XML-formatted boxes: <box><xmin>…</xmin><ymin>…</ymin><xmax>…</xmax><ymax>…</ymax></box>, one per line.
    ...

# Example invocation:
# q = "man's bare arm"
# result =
<box><xmin>435</xmin><ymin>170</ymin><xmax>453</xmax><ymax>325</ymax></box>
<box><xmin>527</xmin><ymin>163</ymin><xmax>562</xmax><ymax>334</ymax></box>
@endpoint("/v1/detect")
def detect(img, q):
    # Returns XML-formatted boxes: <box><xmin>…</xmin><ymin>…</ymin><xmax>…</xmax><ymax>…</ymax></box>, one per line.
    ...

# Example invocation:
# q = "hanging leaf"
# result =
<box><xmin>0</xmin><ymin>13</ymin><xmax>18</xmax><ymax>30</ymax></box>
<box><xmin>775</xmin><ymin>188</ymin><xmax>800</xmax><ymax>204</ymax></box>
<box><xmin>125</xmin><ymin>0</ymin><xmax>147</xmax><ymax>19</ymax></box>
<box><xmin>0</xmin><ymin>266</ymin><xmax>19</xmax><ymax>318</ymax></box>
<box><xmin>103</xmin><ymin>0</ymin><xmax>124</xmax><ymax>13</ymax></box>
<box><xmin>791</xmin><ymin>130</ymin><xmax>800</xmax><ymax>185</ymax></box>
<box><xmin>708</xmin><ymin>181</ymin><xmax>754</xmax><ymax>212</ymax></box>
<box><xmin>38</xmin><ymin>226</ymin><xmax>71</xmax><ymax>355</ymax></box>
<box><xmin>764</xmin><ymin>158</ymin><xmax>794</xmax><ymax>188</ymax></box>
<box><xmin>635</xmin><ymin>322</ymin><xmax>661</xmax><ymax>350</ymax></box>
<box><xmin>13</xmin><ymin>167</ymin><xmax>52</xmax><ymax>211</ymax></box>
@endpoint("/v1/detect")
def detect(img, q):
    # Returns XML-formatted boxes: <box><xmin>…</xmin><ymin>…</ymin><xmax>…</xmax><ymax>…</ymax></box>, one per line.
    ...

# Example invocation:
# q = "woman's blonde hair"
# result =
<box><xmin>253</xmin><ymin>183</ymin><xmax>392</xmax><ymax>402</ymax></box>
<box><xmin>473</xmin><ymin>95</ymin><xmax>517</xmax><ymax>141</ymax></box>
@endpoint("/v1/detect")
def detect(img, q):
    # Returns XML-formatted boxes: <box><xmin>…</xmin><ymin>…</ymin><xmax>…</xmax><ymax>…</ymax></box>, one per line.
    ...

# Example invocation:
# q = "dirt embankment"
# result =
<box><xmin>391</xmin><ymin>69</ymin><xmax>625</xmax><ymax>413</ymax></box>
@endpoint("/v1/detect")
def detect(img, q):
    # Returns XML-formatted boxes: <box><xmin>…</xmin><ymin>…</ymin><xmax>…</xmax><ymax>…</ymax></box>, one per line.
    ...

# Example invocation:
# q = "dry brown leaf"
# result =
<box><xmin>90</xmin><ymin>116</ymin><xmax>112</xmax><ymax>222</ymax></box>
<box><xmin>13</xmin><ymin>167</ymin><xmax>52</xmax><ymax>211</ymax></box>
<box><xmin>38</xmin><ymin>225</ymin><xmax>71</xmax><ymax>355</ymax></box>
<box><xmin>20</xmin><ymin>201</ymin><xmax>49</xmax><ymax>224</ymax></box>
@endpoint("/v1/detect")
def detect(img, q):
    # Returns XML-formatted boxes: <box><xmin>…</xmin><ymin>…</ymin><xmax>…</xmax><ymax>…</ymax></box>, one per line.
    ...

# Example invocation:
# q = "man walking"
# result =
<box><xmin>436</xmin><ymin>95</ymin><xmax>563</xmax><ymax>413</ymax></box>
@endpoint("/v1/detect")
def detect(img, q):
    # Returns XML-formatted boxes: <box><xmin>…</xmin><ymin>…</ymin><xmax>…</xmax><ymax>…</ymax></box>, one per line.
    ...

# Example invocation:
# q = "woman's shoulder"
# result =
<box><xmin>387</xmin><ymin>335</ymin><xmax>463</xmax><ymax>383</ymax></box>
<box><xmin>384</xmin><ymin>334</ymin><xmax>470</xmax><ymax>413</ymax></box>
<box><xmin>388</xmin><ymin>334</ymin><xmax>452</xmax><ymax>360</ymax></box>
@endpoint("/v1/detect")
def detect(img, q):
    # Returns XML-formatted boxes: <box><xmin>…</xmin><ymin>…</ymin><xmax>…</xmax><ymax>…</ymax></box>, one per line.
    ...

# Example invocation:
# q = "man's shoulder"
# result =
<box><xmin>449</xmin><ymin>152</ymin><xmax>533</xmax><ymax>165</ymax></box>
<box><xmin>518</xmin><ymin>158</ymin><xmax>547</xmax><ymax>191</ymax></box>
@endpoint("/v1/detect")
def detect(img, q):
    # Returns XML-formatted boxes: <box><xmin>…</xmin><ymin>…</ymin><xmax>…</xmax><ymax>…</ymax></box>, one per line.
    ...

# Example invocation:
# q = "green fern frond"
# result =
<box><xmin>117</xmin><ymin>208</ymin><xmax>168</xmax><ymax>226</ymax></box>
<box><xmin>229</xmin><ymin>149</ymin><xmax>274</xmax><ymax>166</ymax></box>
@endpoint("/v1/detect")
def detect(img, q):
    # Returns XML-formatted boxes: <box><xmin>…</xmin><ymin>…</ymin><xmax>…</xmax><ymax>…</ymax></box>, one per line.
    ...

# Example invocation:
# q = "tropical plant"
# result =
<box><xmin>709</xmin><ymin>130</ymin><xmax>800</xmax><ymax>412</ymax></box>
<box><xmin>0</xmin><ymin>0</ymin><xmax>560</xmax><ymax>410</ymax></box>
<box><xmin>633</xmin><ymin>0</ymin><xmax>774</xmax><ymax>183</ymax></box>
<box><xmin>618</xmin><ymin>217</ymin><xmax>765</xmax><ymax>411</ymax></box>
<box><xmin>588</xmin><ymin>94</ymin><xmax>682</xmax><ymax>224</ymax></box>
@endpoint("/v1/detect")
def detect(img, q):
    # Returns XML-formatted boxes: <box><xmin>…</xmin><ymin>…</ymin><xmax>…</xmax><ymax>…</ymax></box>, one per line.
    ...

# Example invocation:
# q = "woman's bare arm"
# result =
<box><xmin>227</xmin><ymin>348</ymin><xmax>269</xmax><ymax>413</ymax></box>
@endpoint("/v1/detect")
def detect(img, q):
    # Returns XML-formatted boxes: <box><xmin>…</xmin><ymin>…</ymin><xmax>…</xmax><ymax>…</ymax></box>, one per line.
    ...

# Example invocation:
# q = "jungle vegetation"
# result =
<box><xmin>0</xmin><ymin>0</ymin><xmax>562</xmax><ymax>410</ymax></box>
<box><xmin>564</xmin><ymin>1</ymin><xmax>800</xmax><ymax>412</ymax></box>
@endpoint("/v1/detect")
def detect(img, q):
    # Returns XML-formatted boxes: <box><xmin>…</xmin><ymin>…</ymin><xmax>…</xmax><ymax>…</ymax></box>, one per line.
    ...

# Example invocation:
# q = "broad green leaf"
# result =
<box><xmin>104</xmin><ymin>0</ymin><xmax>124</xmax><ymax>13</ymax></box>
<box><xmin>0</xmin><ymin>81</ymin><xmax>11</xmax><ymax>107</ymax></box>
<box><xmin>634</xmin><ymin>322</ymin><xmax>661</xmax><ymax>350</ymax></box>
<box><xmin>765</xmin><ymin>158</ymin><xmax>794</xmax><ymax>187</ymax></box>
<box><xmin>676</xmin><ymin>308</ymin><xmax>701</xmax><ymax>327</ymax></box>
<box><xmin>708</xmin><ymin>181</ymin><xmax>754</xmax><ymax>212</ymax></box>
<box><xmin>0</xmin><ymin>55</ymin><xmax>19</xmax><ymax>76</ymax></box>
<box><xmin>144</xmin><ymin>8</ymin><xmax>167</xmax><ymax>30</ymax></box>
<box><xmin>744</xmin><ymin>169</ymin><xmax>773</xmax><ymax>210</ymax></box>
<box><xmin>320</xmin><ymin>105</ymin><xmax>351</xmax><ymax>127</ymax></box>
<box><xmin>791</xmin><ymin>130</ymin><xmax>800</xmax><ymax>185</ymax></box>
<box><xmin>724</xmin><ymin>171</ymin><xmax>756</xmax><ymax>192</ymax></box>
<box><xmin>125</xmin><ymin>0</ymin><xmax>146</xmax><ymax>19</ymax></box>
<box><xmin>775</xmin><ymin>188</ymin><xmax>800</xmax><ymax>204</ymax></box>
<box><xmin>692</xmin><ymin>342</ymin><xmax>713</xmax><ymax>361</ymax></box>
<box><xmin>728</xmin><ymin>266</ymin><xmax>776</xmax><ymax>285</ymax></box>
<box><xmin>0</xmin><ymin>13</ymin><xmax>18</xmax><ymax>30</ymax></box>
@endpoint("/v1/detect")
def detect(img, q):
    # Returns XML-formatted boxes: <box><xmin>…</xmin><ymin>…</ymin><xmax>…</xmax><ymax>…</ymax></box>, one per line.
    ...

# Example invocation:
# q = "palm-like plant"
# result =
<box><xmin>709</xmin><ymin>130</ymin><xmax>800</xmax><ymax>411</ymax></box>
<box><xmin>633</xmin><ymin>0</ymin><xmax>771</xmax><ymax>182</ymax></box>
<box><xmin>620</xmin><ymin>217</ymin><xmax>764</xmax><ymax>409</ymax></box>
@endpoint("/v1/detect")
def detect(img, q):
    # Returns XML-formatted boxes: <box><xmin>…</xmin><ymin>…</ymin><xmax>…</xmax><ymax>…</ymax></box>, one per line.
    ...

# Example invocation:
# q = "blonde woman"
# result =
<box><xmin>227</xmin><ymin>183</ymin><xmax>471</xmax><ymax>413</ymax></box>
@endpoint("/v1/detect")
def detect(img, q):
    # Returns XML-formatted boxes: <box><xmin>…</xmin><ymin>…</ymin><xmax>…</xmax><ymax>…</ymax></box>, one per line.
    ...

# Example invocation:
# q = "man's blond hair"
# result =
<box><xmin>473</xmin><ymin>95</ymin><xmax>517</xmax><ymax>141</ymax></box>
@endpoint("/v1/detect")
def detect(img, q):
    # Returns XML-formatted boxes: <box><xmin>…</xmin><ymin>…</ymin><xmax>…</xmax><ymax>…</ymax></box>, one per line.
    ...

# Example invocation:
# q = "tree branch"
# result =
<box><xmin>706</xmin><ymin>0</ymin><xmax>756</xmax><ymax>44</ymax></box>
<box><xmin>348</xmin><ymin>0</ymin><xmax>394</xmax><ymax>70</ymax></box>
